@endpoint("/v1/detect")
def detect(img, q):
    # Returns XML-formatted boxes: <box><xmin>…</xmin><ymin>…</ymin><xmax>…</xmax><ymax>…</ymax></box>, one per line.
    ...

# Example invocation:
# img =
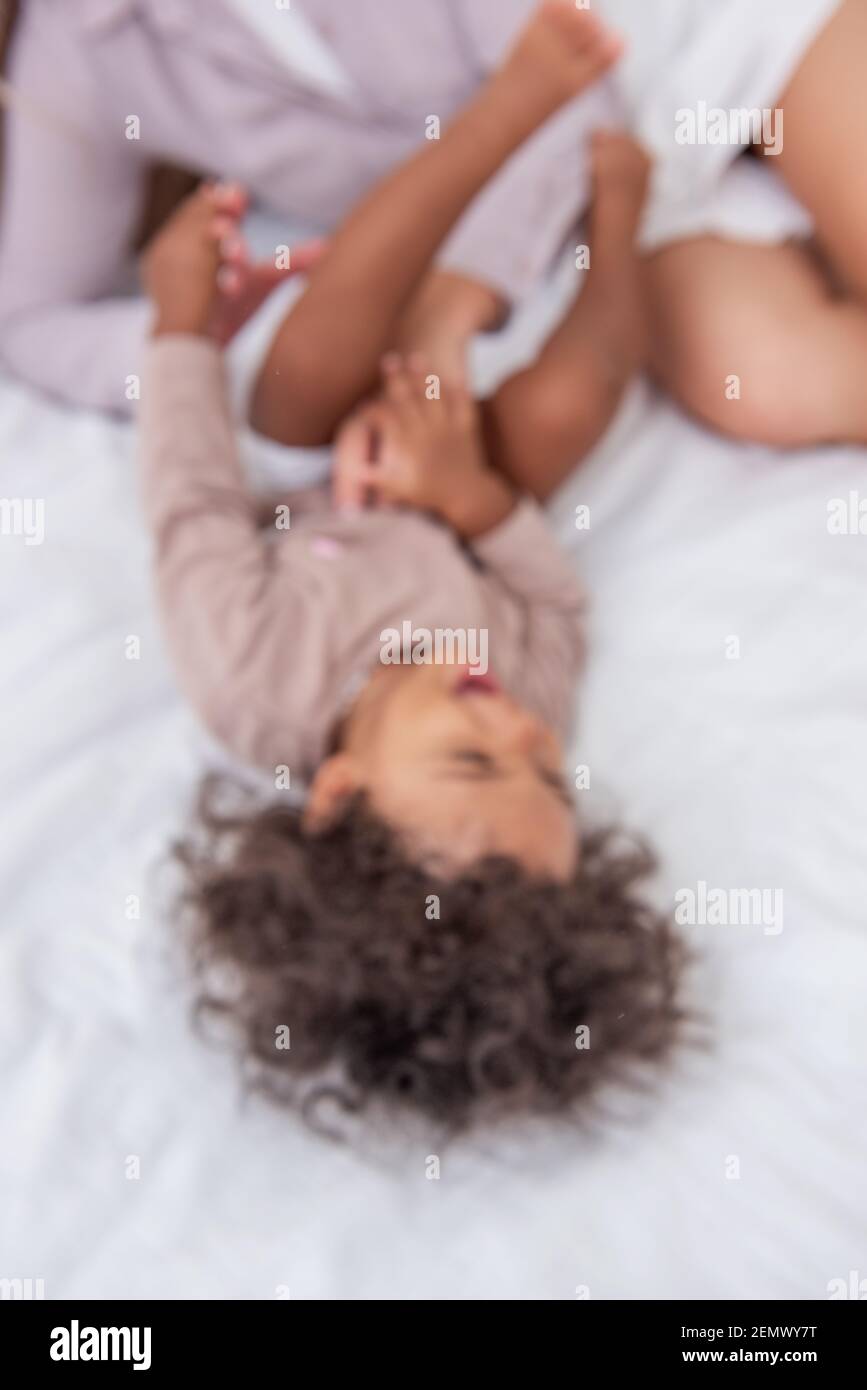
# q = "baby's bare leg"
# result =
<box><xmin>482</xmin><ymin>132</ymin><xmax>649</xmax><ymax>501</ymax></box>
<box><xmin>250</xmin><ymin>3</ymin><xmax>621</xmax><ymax>448</ymax></box>
<box><xmin>644</xmin><ymin>235</ymin><xmax>867</xmax><ymax>446</ymax></box>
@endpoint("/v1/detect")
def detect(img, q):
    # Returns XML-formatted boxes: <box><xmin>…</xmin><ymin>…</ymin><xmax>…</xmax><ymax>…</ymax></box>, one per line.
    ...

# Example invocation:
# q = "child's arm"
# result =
<box><xmin>141</xmin><ymin>334</ymin><xmax>293</xmax><ymax>768</ymax></box>
<box><xmin>471</xmin><ymin>498</ymin><xmax>586</xmax><ymax>739</ymax></box>
<box><xmin>139</xmin><ymin>188</ymin><xmax>323</xmax><ymax>769</ymax></box>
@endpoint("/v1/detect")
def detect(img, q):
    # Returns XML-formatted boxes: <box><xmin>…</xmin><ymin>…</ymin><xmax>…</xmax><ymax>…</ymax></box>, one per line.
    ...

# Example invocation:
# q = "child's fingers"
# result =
<box><xmin>210</xmin><ymin>231</ymin><xmax>252</xmax><ymax>300</ymax></box>
<box><xmin>206</xmin><ymin>185</ymin><xmax>253</xmax><ymax>265</ymax></box>
<box><xmin>230</xmin><ymin>245</ymin><xmax>321</xmax><ymax>305</ymax></box>
<box><xmin>249</xmin><ymin>262</ymin><xmax>290</xmax><ymax>292</ymax></box>
<box><xmin>208</xmin><ymin>216</ymin><xmax>251</xmax><ymax>264</ymax></box>
<box><xmin>216</xmin><ymin>264</ymin><xmax>244</xmax><ymax>297</ymax></box>
<box><xmin>407</xmin><ymin>352</ymin><xmax>435</xmax><ymax>402</ymax></box>
<box><xmin>442</xmin><ymin>373</ymin><xmax>475</xmax><ymax>426</ymax></box>
<box><xmin>334</xmin><ymin>412</ymin><xmax>379</xmax><ymax>510</ymax></box>
<box><xmin>284</xmin><ymin>238</ymin><xmax>328</xmax><ymax>275</ymax></box>
<box><xmin>334</xmin><ymin>457</ymin><xmax>381</xmax><ymax>511</ymax></box>
<box><xmin>210</xmin><ymin>214</ymin><xmax>239</xmax><ymax>242</ymax></box>
<box><xmin>334</xmin><ymin>401</ymin><xmax>410</xmax><ymax>509</ymax></box>
<box><xmin>219</xmin><ymin>233</ymin><xmax>250</xmax><ymax>266</ymax></box>
<box><xmin>382</xmin><ymin>354</ymin><xmax>425</xmax><ymax>424</ymax></box>
<box><xmin>243</xmin><ymin>256</ymin><xmax>307</xmax><ymax>293</ymax></box>
<box><xmin>207</xmin><ymin>181</ymin><xmax>249</xmax><ymax>217</ymax></box>
<box><xmin>360</xmin><ymin>398</ymin><xmax>406</xmax><ymax>464</ymax></box>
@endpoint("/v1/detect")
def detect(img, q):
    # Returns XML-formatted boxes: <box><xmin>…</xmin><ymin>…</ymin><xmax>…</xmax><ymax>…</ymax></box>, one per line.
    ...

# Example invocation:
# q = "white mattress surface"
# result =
<box><xmin>2</xmin><ymin>336</ymin><xmax>865</xmax><ymax>1300</ymax></box>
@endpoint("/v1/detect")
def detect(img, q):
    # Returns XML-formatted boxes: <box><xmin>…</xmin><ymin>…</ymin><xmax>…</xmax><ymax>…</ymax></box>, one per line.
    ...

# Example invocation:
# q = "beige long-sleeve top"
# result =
<box><xmin>139</xmin><ymin>337</ymin><xmax>586</xmax><ymax>782</ymax></box>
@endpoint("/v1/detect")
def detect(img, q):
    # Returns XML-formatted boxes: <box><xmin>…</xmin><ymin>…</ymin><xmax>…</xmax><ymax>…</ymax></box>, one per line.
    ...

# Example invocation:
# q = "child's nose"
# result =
<box><xmin>499</xmin><ymin>707</ymin><xmax>547</xmax><ymax>754</ymax></box>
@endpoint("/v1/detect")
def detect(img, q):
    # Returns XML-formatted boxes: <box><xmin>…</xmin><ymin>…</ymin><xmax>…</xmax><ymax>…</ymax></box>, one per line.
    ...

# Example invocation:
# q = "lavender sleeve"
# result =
<box><xmin>0</xmin><ymin>1</ymin><xmax>149</xmax><ymax>411</ymax></box>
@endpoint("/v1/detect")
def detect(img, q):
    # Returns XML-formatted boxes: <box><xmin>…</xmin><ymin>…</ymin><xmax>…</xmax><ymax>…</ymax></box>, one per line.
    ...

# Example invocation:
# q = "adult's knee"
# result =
<box><xmin>651</xmin><ymin>298</ymin><xmax>810</xmax><ymax>446</ymax></box>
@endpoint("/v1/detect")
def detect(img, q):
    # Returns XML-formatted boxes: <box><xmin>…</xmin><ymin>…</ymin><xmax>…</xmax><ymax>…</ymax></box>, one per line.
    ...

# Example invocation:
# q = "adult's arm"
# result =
<box><xmin>0</xmin><ymin>0</ymin><xmax>150</xmax><ymax>410</ymax></box>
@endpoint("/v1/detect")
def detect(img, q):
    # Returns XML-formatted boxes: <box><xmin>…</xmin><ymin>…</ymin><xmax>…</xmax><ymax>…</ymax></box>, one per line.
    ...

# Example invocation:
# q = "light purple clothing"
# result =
<box><xmin>0</xmin><ymin>0</ymin><xmax>605</xmax><ymax>412</ymax></box>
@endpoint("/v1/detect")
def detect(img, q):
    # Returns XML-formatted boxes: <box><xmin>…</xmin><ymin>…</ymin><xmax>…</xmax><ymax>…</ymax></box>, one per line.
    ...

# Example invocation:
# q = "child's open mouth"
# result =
<box><xmin>454</xmin><ymin>671</ymin><xmax>500</xmax><ymax>696</ymax></box>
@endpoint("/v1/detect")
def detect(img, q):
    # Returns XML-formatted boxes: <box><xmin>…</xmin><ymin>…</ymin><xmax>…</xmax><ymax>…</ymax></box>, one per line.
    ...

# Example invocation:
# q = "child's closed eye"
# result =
<box><xmin>449</xmin><ymin>748</ymin><xmax>498</xmax><ymax>775</ymax></box>
<box><xmin>447</xmin><ymin>749</ymin><xmax>573</xmax><ymax>806</ymax></box>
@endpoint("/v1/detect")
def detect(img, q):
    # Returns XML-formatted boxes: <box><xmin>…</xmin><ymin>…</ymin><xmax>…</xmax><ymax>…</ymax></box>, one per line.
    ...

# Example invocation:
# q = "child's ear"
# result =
<box><xmin>304</xmin><ymin>753</ymin><xmax>363</xmax><ymax>830</ymax></box>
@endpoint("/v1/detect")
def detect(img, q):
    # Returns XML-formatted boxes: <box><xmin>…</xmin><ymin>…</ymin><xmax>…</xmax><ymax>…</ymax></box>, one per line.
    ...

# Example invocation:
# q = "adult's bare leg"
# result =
<box><xmin>760</xmin><ymin>0</ymin><xmax>867</xmax><ymax>301</ymax></box>
<box><xmin>643</xmin><ymin>234</ymin><xmax>867</xmax><ymax>446</ymax></box>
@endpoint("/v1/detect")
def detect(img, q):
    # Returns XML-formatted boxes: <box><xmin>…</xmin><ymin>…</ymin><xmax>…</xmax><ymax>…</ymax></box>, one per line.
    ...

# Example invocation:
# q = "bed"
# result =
<box><xmin>2</xmin><ymin>250</ymin><xmax>865</xmax><ymax>1298</ymax></box>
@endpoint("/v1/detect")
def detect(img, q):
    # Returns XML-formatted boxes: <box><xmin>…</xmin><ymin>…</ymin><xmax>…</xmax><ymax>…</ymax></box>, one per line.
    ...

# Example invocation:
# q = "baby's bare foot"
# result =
<box><xmin>505</xmin><ymin>2</ymin><xmax>623</xmax><ymax>108</ymax></box>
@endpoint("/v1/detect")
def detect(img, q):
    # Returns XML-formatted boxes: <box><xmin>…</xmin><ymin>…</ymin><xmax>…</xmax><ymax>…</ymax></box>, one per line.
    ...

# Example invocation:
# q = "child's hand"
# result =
<box><xmin>393</xmin><ymin>270</ymin><xmax>507</xmax><ymax>388</ymax></box>
<box><xmin>333</xmin><ymin>356</ymin><xmax>516</xmax><ymax>539</ymax></box>
<box><xmin>141</xmin><ymin>182</ymin><xmax>325</xmax><ymax>341</ymax></box>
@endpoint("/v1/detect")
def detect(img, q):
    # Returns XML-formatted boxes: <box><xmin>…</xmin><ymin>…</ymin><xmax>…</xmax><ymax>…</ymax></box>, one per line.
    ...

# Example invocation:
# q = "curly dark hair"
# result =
<box><xmin>175</xmin><ymin>776</ymin><xmax>686</xmax><ymax>1134</ymax></box>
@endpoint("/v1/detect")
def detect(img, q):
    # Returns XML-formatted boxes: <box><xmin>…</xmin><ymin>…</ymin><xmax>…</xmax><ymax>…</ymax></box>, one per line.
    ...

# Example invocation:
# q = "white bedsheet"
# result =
<box><xmin>1</xmin><ymin>321</ymin><xmax>866</xmax><ymax>1299</ymax></box>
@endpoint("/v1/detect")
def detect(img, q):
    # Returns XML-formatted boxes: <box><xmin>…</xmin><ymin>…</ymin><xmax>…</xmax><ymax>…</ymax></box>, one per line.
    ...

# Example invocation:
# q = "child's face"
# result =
<box><xmin>310</xmin><ymin>664</ymin><xmax>578</xmax><ymax>881</ymax></box>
